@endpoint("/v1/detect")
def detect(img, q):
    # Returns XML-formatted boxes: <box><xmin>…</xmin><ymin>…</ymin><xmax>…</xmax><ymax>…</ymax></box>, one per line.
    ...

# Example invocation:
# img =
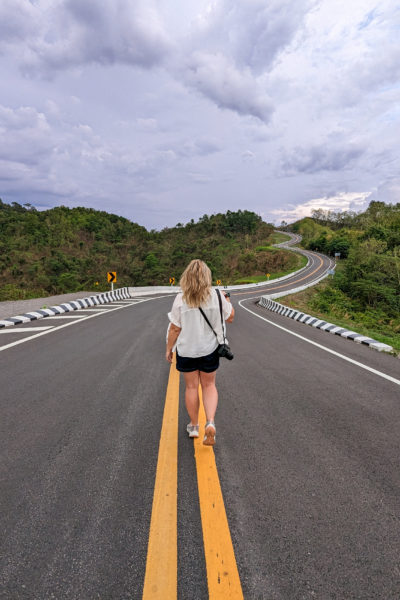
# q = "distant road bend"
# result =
<box><xmin>230</xmin><ymin>231</ymin><xmax>333</xmax><ymax>298</ymax></box>
<box><xmin>1</xmin><ymin>239</ymin><xmax>399</xmax><ymax>599</ymax></box>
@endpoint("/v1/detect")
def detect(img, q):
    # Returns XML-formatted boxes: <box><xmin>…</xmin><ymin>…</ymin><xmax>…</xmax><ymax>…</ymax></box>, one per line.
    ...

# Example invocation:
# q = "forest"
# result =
<box><xmin>285</xmin><ymin>201</ymin><xmax>400</xmax><ymax>348</ymax></box>
<box><xmin>0</xmin><ymin>201</ymin><xmax>301</xmax><ymax>300</ymax></box>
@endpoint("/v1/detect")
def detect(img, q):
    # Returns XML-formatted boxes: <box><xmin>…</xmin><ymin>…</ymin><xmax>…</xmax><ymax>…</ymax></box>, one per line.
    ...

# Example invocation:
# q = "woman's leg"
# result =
<box><xmin>183</xmin><ymin>370</ymin><xmax>200</xmax><ymax>424</ymax></box>
<box><xmin>199</xmin><ymin>370</ymin><xmax>218</xmax><ymax>422</ymax></box>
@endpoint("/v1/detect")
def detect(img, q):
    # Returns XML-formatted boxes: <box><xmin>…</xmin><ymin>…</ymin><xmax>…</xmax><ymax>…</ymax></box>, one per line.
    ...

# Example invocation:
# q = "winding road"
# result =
<box><xmin>1</xmin><ymin>241</ymin><xmax>399</xmax><ymax>599</ymax></box>
<box><xmin>230</xmin><ymin>232</ymin><xmax>333</xmax><ymax>299</ymax></box>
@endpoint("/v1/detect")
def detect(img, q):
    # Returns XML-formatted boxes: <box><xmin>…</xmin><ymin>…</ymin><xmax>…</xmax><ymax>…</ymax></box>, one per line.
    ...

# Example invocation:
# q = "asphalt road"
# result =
<box><xmin>1</xmin><ymin>279</ymin><xmax>399</xmax><ymax>598</ymax></box>
<box><xmin>230</xmin><ymin>247</ymin><xmax>333</xmax><ymax>300</ymax></box>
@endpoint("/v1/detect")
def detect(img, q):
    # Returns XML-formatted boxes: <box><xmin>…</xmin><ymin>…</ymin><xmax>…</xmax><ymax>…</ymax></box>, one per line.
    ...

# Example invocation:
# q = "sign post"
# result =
<box><xmin>216</xmin><ymin>279</ymin><xmax>222</xmax><ymax>286</ymax></box>
<box><xmin>266</xmin><ymin>273</ymin><xmax>270</xmax><ymax>280</ymax></box>
<box><xmin>107</xmin><ymin>271</ymin><xmax>117</xmax><ymax>291</ymax></box>
<box><xmin>169</xmin><ymin>277</ymin><xmax>175</xmax><ymax>286</ymax></box>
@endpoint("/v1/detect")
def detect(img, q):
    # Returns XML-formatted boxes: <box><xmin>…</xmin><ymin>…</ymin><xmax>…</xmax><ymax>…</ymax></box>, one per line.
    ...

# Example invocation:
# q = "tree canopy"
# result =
<box><xmin>0</xmin><ymin>201</ymin><xmax>297</xmax><ymax>299</ymax></box>
<box><xmin>288</xmin><ymin>201</ymin><xmax>400</xmax><ymax>320</ymax></box>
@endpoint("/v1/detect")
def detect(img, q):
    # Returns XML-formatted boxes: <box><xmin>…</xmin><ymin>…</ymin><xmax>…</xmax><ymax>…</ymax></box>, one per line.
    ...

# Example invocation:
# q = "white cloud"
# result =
<box><xmin>183</xmin><ymin>52</ymin><xmax>274</xmax><ymax>122</ymax></box>
<box><xmin>281</xmin><ymin>142</ymin><xmax>365</xmax><ymax>174</ymax></box>
<box><xmin>2</xmin><ymin>0</ymin><xmax>172</xmax><ymax>76</ymax></box>
<box><xmin>192</xmin><ymin>0</ymin><xmax>315</xmax><ymax>74</ymax></box>
<box><xmin>178</xmin><ymin>138</ymin><xmax>221</xmax><ymax>158</ymax></box>
<box><xmin>271</xmin><ymin>192</ymin><xmax>371</xmax><ymax>222</ymax></box>
<box><xmin>374</xmin><ymin>177</ymin><xmax>400</xmax><ymax>205</ymax></box>
<box><xmin>177</xmin><ymin>0</ymin><xmax>314</xmax><ymax>120</ymax></box>
<box><xmin>0</xmin><ymin>0</ymin><xmax>399</xmax><ymax>228</ymax></box>
<box><xmin>0</xmin><ymin>0</ymin><xmax>37</xmax><ymax>46</ymax></box>
<box><xmin>0</xmin><ymin>105</ymin><xmax>52</xmax><ymax>165</ymax></box>
<box><xmin>136</xmin><ymin>118</ymin><xmax>158</xmax><ymax>131</ymax></box>
<box><xmin>188</xmin><ymin>172</ymin><xmax>213</xmax><ymax>184</ymax></box>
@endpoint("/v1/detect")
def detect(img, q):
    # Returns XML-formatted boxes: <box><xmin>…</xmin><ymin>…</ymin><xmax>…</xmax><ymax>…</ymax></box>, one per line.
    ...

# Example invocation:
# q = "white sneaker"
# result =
<box><xmin>186</xmin><ymin>423</ymin><xmax>199</xmax><ymax>438</ymax></box>
<box><xmin>203</xmin><ymin>421</ymin><xmax>216</xmax><ymax>446</ymax></box>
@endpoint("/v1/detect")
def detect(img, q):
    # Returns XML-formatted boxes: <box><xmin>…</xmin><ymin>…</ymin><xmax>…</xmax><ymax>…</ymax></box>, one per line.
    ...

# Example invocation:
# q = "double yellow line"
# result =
<box><xmin>142</xmin><ymin>357</ymin><xmax>179</xmax><ymax>598</ymax></box>
<box><xmin>142</xmin><ymin>357</ymin><xmax>243</xmax><ymax>599</ymax></box>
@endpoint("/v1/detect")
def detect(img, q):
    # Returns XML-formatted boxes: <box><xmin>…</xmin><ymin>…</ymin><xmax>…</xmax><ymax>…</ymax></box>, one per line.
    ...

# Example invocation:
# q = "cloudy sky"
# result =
<box><xmin>1</xmin><ymin>0</ymin><xmax>399</xmax><ymax>229</ymax></box>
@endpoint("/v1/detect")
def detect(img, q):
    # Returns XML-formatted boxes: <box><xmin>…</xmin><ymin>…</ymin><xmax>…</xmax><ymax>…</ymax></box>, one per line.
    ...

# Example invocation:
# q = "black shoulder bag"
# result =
<box><xmin>199</xmin><ymin>289</ymin><xmax>234</xmax><ymax>360</ymax></box>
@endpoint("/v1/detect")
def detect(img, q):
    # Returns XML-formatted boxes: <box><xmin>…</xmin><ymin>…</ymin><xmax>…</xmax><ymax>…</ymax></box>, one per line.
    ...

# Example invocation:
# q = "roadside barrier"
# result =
<box><xmin>258</xmin><ymin>296</ymin><xmax>393</xmax><ymax>353</ymax></box>
<box><xmin>0</xmin><ymin>287</ymin><xmax>132</xmax><ymax>329</ymax></box>
<box><xmin>127</xmin><ymin>259</ymin><xmax>312</xmax><ymax>297</ymax></box>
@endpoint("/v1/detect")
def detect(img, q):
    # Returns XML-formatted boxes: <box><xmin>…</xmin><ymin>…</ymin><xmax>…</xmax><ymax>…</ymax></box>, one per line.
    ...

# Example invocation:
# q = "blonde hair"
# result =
<box><xmin>180</xmin><ymin>259</ymin><xmax>212</xmax><ymax>307</ymax></box>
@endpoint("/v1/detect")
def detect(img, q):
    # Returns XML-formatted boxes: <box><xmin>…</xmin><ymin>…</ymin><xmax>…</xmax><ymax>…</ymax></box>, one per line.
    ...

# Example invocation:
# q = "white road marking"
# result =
<box><xmin>239</xmin><ymin>300</ymin><xmax>400</xmax><ymax>387</ymax></box>
<box><xmin>97</xmin><ymin>303</ymin><xmax>127</xmax><ymax>307</ymax></box>
<box><xmin>0</xmin><ymin>298</ymin><xmax>158</xmax><ymax>353</ymax></box>
<box><xmin>0</xmin><ymin>305</ymin><xmax>124</xmax><ymax>353</ymax></box>
<box><xmin>71</xmin><ymin>308</ymin><xmax>112</xmax><ymax>312</ymax></box>
<box><xmin>0</xmin><ymin>326</ymin><xmax>54</xmax><ymax>333</ymax></box>
<box><xmin>39</xmin><ymin>315</ymin><xmax>88</xmax><ymax>319</ymax></box>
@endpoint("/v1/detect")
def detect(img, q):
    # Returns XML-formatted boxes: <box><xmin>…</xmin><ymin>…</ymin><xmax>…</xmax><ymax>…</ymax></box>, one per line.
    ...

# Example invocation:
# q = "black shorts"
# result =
<box><xmin>176</xmin><ymin>348</ymin><xmax>220</xmax><ymax>373</ymax></box>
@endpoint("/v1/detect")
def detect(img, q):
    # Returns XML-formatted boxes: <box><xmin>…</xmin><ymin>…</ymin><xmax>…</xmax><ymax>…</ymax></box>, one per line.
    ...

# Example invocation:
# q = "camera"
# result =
<box><xmin>217</xmin><ymin>343</ymin><xmax>234</xmax><ymax>360</ymax></box>
<box><xmin>224</xmin><ymin>291</ymin><xmax>230</xmax><ymax>298</ymax></box>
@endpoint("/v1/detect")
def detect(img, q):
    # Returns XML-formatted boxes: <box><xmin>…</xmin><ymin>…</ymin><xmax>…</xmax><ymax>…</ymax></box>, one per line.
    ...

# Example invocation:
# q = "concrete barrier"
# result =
<box><xmin>0</xmin><ymin>287</ymin><xmax>132</xmax><ymax>328</ymax></box>
<box><xmin>258</xmin><ymin>296</ymin><xmax>393</xmax><ymax>353</ymax></box>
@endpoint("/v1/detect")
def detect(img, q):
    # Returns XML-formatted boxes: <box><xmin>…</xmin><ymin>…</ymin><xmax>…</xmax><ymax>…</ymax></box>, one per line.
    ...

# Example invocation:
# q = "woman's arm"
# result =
<box><xmin>166</xmin><ymin>323</ymin><xmax>182</xmax><ymax>363</ymax></box>
<box><xmin>223</xmin><ymin>292</ymin><xmax>235</xmax><ymax>323</ymax></box>
<box><xmin>226</xmin><ymin>306</ymin><xmax>235</xmax><ymax>323</ymax></box>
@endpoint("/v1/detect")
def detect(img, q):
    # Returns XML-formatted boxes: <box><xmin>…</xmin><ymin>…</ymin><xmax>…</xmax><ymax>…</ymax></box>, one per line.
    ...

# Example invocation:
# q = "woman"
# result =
<box><xmin>166</xmin><ymin>259</ymin><xmax>234</xmax><ymax>446</ymax></box>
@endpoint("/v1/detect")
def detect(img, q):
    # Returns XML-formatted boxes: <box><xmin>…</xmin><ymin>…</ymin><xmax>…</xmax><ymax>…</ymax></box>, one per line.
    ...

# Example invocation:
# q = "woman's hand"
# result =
<box><xmin>226</xmin><ymin>307</ymin><xmax>235</xmax><ymax>323</ymax></box>
<box><xmin>166</xmin><ymin>323</ymin><xmax>181</xmax><ymax>363</ymax></box>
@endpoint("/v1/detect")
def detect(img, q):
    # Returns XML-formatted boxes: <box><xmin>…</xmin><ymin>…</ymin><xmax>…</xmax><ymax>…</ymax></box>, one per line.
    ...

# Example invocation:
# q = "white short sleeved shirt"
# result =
<box><xmin>168</xmin><ymin>289</ymin><xmax>232</xmax><ymax>358</ymax></box>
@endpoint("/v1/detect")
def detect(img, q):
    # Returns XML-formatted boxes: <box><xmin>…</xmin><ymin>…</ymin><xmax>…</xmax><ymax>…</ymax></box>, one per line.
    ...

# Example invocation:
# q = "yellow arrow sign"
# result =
<box><xmin>107</xmin><ymin>272</ymin><xmax>117</xmax><ymax>283</ymax></box>
<box><xmin>216</xmin><ymin>279</ymin><xmax>222</xmax><ymax>285</ymax></box>
<box><xmin>266</xmin><ymin>273</ymin><xmax>270</xmax><ymax>279</ymax></box>
<box><xmin>169</xmin><ymin>277</ymin><xmax>175</xmax><ymax>285</ymax></box>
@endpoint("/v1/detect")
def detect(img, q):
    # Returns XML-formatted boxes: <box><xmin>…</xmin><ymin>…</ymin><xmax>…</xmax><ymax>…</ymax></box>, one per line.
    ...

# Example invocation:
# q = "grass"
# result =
<box><xmin>254</xmin><ymin>245</ymin><xmax>276</xmax><ymax>252</ymax></box>
<box><xmin>234</xmin><ymin>253</ymin><xmax>308</xmax><ymax>285</ymax></box>
<box><xmin>277</xmin><ymin>279</ymin><xmax>400</xmax><ymax>354</ymax></box>
<box><xmin>269</xmin><ymin>232</ymin><xmax>292</xmax><ymax>245</ymax></box>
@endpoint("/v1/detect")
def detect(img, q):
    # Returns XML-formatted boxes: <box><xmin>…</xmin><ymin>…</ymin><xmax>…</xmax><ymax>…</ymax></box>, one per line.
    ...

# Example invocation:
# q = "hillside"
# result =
<box><xmin>284</xmin><ymin>201</ymin><xmax>400</xmax><ymax>350</ymax></box>
<box><xmin>0</xmin><ymin>201</ymin><xmax>302</xmax><ymax>300</ymax></box>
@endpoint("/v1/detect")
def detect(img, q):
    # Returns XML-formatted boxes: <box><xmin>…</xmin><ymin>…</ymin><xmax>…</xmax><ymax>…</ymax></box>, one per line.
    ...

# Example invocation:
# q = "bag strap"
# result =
<box><xmin>198</xmin><ymin>306</ymin><xmax>218</xmax><ymax>339</ymax></box>
<box><xmin>198</xmin><ymin>289</ymin><xmax>226</xmax><ymax>343</ymax></box>
<box><xmin>215</xmin><ymin>289</ymin><xmax>226</xmax><ymax>343</ymax></box>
